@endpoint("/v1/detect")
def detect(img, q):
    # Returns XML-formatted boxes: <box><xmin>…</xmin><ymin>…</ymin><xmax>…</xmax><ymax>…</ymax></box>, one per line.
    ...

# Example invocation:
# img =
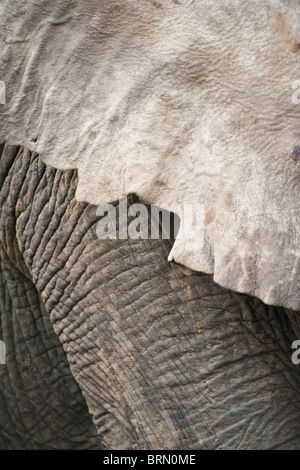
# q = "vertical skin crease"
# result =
<box><xmin>0</xmin><ymin>145</ymin><xmax>100</xmax><ymax>449</ymax></box>
<box><xmin>0</xmin><ymin>144</ymin><xmax>299</xmax><ymax>449</ymax></box>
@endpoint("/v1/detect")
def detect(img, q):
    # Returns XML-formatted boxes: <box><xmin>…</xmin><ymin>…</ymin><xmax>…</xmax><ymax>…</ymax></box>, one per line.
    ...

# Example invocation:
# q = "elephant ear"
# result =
<box><xmin>1</xmin><ymin>0</ymin><xmax>300</xmax><ymax>310</ymax></box>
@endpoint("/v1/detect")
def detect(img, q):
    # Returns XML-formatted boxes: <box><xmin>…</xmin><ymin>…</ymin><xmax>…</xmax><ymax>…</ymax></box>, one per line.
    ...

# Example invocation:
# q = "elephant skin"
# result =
<box><xmin>0</xmin><ymin>145</ymin><xmax>299</xmax><ymax>449</ymax></box>
<box><xmin>0</xmin><ymin>0</ymin><xmax>300</xmax><ymax>450</ymax></box>
<box><xmin>1</xmin><ymin>0</ymin><xmax>300</xmax><ymax>309</ymax></box>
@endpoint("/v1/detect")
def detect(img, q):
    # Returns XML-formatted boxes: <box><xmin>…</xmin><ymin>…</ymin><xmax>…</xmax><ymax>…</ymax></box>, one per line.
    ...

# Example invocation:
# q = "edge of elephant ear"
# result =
<box><xmin>39</xmin><ymin>133</ymin><xmax>300</xmax><ymax>314</ymax></box>
<box><xmin>1</xmin><ymin>0</ymin><xmax>300</xmax><ymax>311</ymax></box>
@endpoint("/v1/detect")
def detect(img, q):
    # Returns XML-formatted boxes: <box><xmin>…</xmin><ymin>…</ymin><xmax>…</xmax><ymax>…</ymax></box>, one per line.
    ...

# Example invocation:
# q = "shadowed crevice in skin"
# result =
<box><xmin>0</xmin><ymin>148</ymin><xmax>101</xmax><ymax>449</ymax></box>
<box><xmin>0</xmin><ymin>265</ymin><xmax>101</xmax><ymax>449</ymax></box>
<box><xmin>1</xmin><ymin>144</ymin><xmax>300</xmax><ymax>449</ymax></box>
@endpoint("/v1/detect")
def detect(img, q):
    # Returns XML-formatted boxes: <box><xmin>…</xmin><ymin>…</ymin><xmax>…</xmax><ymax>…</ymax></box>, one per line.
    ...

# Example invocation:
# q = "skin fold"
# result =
<box><xmin>0</xmin><ymin>145</ymin><xmax>100</xmax><ymax>449</ymax></box>
<box><xmin>0</xmin><ymin>144</ymin><xmax>299</xmax><ymax>449</ymax></box>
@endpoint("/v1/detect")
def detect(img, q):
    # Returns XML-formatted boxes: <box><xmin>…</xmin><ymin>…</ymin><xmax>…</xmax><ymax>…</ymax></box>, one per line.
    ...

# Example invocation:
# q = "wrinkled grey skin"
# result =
<box><xmin>0</xmin><ymin>1</ymin><xmax>300</xmax><ymax>450</ymax></box>
<box><xmin>0</xmin><ymin>145</ymin><xmax>300</xmax><ymax>450</ymax></box>
<box><xmin>1</xmin><ymin>0</ymin><xmax>300</xmax><ymax>309</ymax></box>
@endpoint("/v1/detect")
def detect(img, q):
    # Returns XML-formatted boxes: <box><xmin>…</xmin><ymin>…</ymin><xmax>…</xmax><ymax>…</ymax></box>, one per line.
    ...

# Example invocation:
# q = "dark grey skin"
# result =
<box><xmin>0</xmin><ymin>144</ymin><xmax>299</xmax><ymax>449</ymax></box>
<box><xmin>0</xmin><ymin>145</ymin><xmax>100</xmax><ymax>449</ymax></box>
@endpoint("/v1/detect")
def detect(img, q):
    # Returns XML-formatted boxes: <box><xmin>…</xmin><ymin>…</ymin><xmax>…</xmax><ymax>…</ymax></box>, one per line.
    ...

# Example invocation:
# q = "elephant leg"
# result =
<box><xmin>0</xmin><ymin>146</ymin><xmax>100</xmax><ymax>449</ymax></box>
<box><xmin>2</xmin><ymin>144</ymin><xmax>300</xmax><ymax>449</ymax></box>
